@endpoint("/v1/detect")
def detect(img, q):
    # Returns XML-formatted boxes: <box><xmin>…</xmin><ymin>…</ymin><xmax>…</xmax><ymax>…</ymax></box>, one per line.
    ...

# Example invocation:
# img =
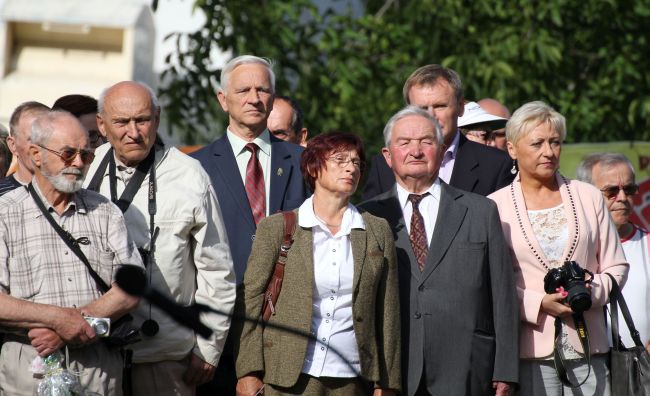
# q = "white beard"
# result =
<box><xmin>43</xmin><ymin>167</ymin><xmax>85</xmax><ymax>193</ymax></box>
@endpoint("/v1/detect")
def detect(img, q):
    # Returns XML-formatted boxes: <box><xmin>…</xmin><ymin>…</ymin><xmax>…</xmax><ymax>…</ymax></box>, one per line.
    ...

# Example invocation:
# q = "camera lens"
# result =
<box><xmin>93</xmin><ymin>320</ymin><xmax>110</xmax><ymax>336</ymax></box>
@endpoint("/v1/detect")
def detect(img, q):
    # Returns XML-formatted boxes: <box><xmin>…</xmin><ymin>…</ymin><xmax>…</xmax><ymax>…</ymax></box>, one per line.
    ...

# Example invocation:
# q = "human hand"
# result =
<box><xmin>493</xmin><ymin>381</ymin><xmax>512</xmax><ymax>396</ymax></box>
<box><xmin>236</xmin><ymin>374</ymin><xmax>265</xmax><ymax>396</ymax></box>
<box><xmin>373</xmin><ymin>389</ymin><xmax>396</xmax><ymax>396</ymax></box>
<box><xmin>28</xmin><ymin>328</ymin><xmax>64</xmax><ymax>357</ymax></box>
<box><xmin>51</xmin><ymin>307</ymin><xmax>96</xmax><ymax>345</ymax></box>
<box><xmin>540</xmin><ymin>287</ymin><xmax>573</xmax><ymax>318</ymax></box>
<box><xmin>182</xmin><ymin>353</ymin><xmax>216</xmax><ymax>386</ymax></box>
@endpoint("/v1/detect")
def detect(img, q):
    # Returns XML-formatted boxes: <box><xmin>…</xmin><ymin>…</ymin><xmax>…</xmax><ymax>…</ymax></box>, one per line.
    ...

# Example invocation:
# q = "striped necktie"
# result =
<box><xmin>244</xmin><ymin>143</ymin><xmax>266</xmax><ymax>224</ymax></box>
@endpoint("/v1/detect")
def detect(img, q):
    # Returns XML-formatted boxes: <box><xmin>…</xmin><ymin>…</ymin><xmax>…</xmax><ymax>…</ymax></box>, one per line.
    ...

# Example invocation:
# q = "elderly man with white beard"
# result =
<box><xmin>0</xmin><ymin>111</ymin><xmax>143</xmax><ymax>395</ymax></box>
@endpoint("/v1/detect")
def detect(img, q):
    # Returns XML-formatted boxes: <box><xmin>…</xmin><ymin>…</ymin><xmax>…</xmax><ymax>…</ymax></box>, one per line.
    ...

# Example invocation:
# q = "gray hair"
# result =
<box><xmin>98</xmin><ymin>81</ymin><xmax>159</xmax><ymax>115</ymax></box>
<box><xmin>576</xmin><ymin>153</ymin><xmax>635</xmax><ymax>184</ymax></box>
<box><xmin>31</xmin><ymin>111</ymin><xmax>85</xmax><ymax>146</ymax></box>
<box><xmin>383</xmin><ymin>105</ymin><xmax>444</xmax><ymax>147</ymax></box>
<box><xmin>9</xmin><ymin>101</ymin><xmax>50</xmax><ymax>138</ymax></box>
<box><xmin>220</xmin><ymin>55</ymin><xmax>276</xmax><ymax>93</ymax></box>
<box><xmin>506</xmin><ymin>101</ymin><xmax>566</xmax><ymax>145</ymax></box>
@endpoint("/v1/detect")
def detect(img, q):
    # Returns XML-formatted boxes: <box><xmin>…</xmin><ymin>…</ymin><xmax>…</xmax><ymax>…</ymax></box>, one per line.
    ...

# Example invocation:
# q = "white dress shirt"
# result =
<box><xmin>299</xmin><ymin>196</ymin><xmax>365</xmax><ymax>377</ymax></box>
<box><xmin>396</xmin><ymin>179</ymin><xmax>442</xmax><ymax>246</ymax></box>
<box><xmin>227</xmin><ymin>129</ymin><xmax>272</xmax><ymax>215</ymax></box>
<box><xmin>438</xmin><ymin>131</ymin><xmax>460</xmax><ymax>184</ymax></box>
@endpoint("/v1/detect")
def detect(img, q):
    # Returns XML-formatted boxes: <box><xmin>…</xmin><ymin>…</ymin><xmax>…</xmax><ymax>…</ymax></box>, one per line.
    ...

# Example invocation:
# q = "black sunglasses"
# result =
<box><xmin>600</xmin><ymin>184</ymin><xmax>639</xmax><ymax>199</ymax></box>
<box><xmin>38</xmin><ymin>144</ymin><xmax>95</xmax><ymax>165</ymax></box>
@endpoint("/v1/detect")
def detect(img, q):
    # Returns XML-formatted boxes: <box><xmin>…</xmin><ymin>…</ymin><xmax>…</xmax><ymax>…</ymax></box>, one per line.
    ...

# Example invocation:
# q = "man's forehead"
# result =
<box><xmin>229</xmin><ymin>64</ymin><xmax>271</xmax><ymax>85</ymax></box>
<box><xmin>593</xmin><ymin>162</ymin><xmax>635</xmax><ymax>185</ymax></box>
<box><xmin>394</xmin><ymin>116</ymin><xmax>437</xmax><ymax>136</ymax></box>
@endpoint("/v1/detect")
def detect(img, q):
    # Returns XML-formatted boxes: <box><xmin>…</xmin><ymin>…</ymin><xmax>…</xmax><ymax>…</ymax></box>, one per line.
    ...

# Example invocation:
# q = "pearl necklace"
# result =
<box><xmin>511</xmin><ymin>175</ymin><xmax>579</xmax><ymax>271</ymax></box>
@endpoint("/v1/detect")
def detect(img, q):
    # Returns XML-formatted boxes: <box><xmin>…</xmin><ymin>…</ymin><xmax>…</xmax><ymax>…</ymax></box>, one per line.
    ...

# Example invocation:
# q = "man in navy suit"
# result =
<box><xmin>191</xmin><ymin>55</ymin><xmax>309</xmax><ymax>395</ymax></box>
<box><xmin>362</xmin><ymin>64</ymin><xmax>514</xmax><ymax>200</ymax></box>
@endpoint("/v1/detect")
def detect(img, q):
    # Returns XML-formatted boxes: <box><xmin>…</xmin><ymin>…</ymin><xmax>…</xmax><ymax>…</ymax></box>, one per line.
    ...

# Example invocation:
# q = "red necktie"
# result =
<box><xmin>408</xmin><ymin>193</ymin><xmax>429</xmax><ymax>272</ymax></box>
<box><xmin>245</xmin><ymin>143</ymin><xmax>266</xmax><ymax>225</ymax></box>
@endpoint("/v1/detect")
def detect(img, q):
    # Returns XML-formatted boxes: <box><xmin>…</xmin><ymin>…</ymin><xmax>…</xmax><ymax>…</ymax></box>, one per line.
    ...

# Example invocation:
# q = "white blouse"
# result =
<box><xmin>298</xmin><ymin>196</ymin><xmax>365</xmax><ymax>377</ymax></box>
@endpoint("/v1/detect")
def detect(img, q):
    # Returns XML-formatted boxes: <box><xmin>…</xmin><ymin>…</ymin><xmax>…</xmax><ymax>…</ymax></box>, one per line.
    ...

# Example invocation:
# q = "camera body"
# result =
<box><xmin>84</xmin><ymin>316</ymin><xmax>111</xmax><ymax>337</ymax></box>
<box><xmin>543</xmin><ymin>261</ymin><xmax>593</xmax><ymax>313</ymax></box>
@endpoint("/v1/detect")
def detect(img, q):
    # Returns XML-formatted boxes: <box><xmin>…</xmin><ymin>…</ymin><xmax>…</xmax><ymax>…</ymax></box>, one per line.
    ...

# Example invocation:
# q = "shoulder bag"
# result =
<box><xmin>606</xmin><ymin>272</ymin><xmax>650</xmax><ymax>395</ymax></box>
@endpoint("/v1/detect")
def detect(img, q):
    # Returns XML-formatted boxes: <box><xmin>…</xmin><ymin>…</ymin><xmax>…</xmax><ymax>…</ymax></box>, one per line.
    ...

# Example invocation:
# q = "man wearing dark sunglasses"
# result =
<box><xmin>0</xmin><ymin>111</ymin><xmax>143</xmax><ymax>393</ymax></box>
<box><xmin>577</xmin><ymin>153</ymin><xmax>650</xmax><ymax>352</ymax></box>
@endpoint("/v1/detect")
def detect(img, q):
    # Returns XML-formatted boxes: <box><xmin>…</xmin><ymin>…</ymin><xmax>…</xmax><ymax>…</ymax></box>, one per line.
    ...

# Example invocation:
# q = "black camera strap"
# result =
<box><xmin>27</xmin><ymin>183</ymin><xmax>110</xmax><ymax>294</ymax></box>
<box><xmin>552</xmin><ymin>314</ymin><xmax>591</xmax><ymax>388</ymax></box>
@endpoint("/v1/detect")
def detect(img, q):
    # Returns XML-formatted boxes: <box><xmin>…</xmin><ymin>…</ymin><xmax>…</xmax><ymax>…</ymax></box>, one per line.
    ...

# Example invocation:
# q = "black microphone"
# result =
<box><xmin>115</xmin><ymin>264</ymin><xmax>213</xmax><ymax>338</ymax></box>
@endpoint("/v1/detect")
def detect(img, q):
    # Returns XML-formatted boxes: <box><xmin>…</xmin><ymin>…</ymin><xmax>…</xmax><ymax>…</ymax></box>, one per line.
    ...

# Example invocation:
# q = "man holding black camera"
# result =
<box><xmin>0</xmin><ymin>111</ymin><xmax>143</xmax><ymax>394</ymax></box>
<box><xmin>87</xmin><ymin>81</ymin><xmax>235</xmax><ymax>395</ymax></box>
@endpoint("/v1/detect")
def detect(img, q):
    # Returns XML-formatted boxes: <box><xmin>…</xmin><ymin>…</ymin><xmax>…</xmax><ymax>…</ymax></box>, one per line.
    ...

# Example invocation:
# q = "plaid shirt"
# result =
<box><xmin>0</xmin><ymin>182</ymin><xmax>142</xmax><ymax>309</ymax></box>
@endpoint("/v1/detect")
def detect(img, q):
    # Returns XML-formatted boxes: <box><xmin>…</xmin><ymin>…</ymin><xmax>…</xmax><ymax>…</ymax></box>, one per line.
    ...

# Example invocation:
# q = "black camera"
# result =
<box><xmin>543</xmin><ymin>261</ymin><xmax>594</xmax><ymax>313</ymax></box>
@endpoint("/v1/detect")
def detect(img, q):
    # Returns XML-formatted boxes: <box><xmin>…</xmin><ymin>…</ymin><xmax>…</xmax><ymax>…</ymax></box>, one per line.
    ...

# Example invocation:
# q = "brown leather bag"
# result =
<box><xmin>260</xmin><ymin>211</ymin><xmax>297</xmax><ymax>323</ymax></box>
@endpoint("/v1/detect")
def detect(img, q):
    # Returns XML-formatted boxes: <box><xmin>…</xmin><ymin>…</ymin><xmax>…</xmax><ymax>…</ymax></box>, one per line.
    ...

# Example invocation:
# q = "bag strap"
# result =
<box><xmin>606</xmin><ymin>272</ymin><xmax>644</xmax><ymax>349</ymax></box>
<box><xmin>279</xmin><ymin>211</ymin><xmax>297</xmax><ymax>260</ymax></box>
<box><xmin>27</xmin><ymin>183</ymin><xmax>110</xmax><ymax>293</ymax></box>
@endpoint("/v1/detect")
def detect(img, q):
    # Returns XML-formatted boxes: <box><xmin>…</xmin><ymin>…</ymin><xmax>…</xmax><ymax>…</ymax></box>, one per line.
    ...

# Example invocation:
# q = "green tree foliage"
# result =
<box><xmin>160</xmin><ymin>0</ymin><xmax>650</xmax><ymax>154</ymax></box>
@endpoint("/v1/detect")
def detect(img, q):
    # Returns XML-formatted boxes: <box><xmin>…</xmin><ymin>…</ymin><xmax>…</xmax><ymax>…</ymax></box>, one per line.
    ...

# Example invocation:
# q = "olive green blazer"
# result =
<box><xmin>232</xmin><ymin>209</ymin><xmax>401</xmax><ymax>391</ymax></box>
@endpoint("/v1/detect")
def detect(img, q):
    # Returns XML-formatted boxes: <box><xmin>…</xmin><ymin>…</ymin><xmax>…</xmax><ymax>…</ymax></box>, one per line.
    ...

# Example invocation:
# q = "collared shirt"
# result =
<box><xmin>227</xmin><ymin>129</ymin><xmax>272</xmax><ymax>215</ymax></box>
<box><xmin>438</xmin><ymin>131</ymin><xmax>460</xmax><ymax>184</ymax></box>
<box><xmin>0</xmin><ymin>180</ymin><xmax>142</xmax><ymax>311</ymax></box>
<box><xmin>619</xmin><ymin>225</ymin><xmax>650</xmax><ymax>347</ymax></box>
<box><xmin>396</xmin><ymin>179</ymin><xmax>442</xmax><ymax>245</ymax></box>
<box><xmin>84</xmin><ymin>143</ymin><xmax>236</xmax><ymax>366</ymax></box>
<box><xmin>298</xmin><ymin>196</ymin><xmax>365</xmax><ymax>377</ymax></box>
<box><xmin>0</xmin><ymin>174</ymin><xmax>23</xmax><ymax>197</ymax></box>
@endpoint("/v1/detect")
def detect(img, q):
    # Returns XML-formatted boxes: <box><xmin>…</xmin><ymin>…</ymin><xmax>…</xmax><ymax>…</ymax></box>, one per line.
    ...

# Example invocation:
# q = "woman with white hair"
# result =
<box><xmin>488</xmin><ymin>101</ymin><xmax>628</xmax><ymax>395</ymax></box>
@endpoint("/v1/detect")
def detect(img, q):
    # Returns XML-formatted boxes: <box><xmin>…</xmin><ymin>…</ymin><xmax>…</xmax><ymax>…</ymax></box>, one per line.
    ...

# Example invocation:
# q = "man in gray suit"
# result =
<box><xmin>360</xmin><ymin>106</ymin><xmax>518</xmax><ymax>396</ymax></box>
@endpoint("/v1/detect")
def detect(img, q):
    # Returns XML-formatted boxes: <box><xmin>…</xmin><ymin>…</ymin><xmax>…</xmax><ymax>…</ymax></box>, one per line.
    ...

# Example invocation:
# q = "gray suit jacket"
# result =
<box><xmin>360</xmin><ymin>182</ymin><xmax>519</xmax><ymax>396</ymax></box>
<box><xmin>232</xmin><ymin>209</ymin><xmax>401</xmax><ymax>391</ymax></box>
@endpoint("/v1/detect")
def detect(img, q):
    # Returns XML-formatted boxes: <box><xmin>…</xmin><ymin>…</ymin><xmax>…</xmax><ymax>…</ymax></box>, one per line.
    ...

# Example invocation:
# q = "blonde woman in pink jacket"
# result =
<box><xmin>488</xmin><ymin>101</ymin><xmax>628</xmax><ymax>395</ymax></box>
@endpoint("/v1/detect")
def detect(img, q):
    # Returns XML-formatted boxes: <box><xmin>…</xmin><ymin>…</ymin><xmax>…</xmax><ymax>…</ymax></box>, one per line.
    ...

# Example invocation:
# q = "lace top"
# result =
<box><xmin>528</xmin><ymin>204</ymin><xmax>583</xmax><ymax>359</ymax></box>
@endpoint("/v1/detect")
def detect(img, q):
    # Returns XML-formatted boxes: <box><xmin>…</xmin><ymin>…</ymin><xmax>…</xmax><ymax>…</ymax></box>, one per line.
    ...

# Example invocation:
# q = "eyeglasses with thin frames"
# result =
<box><xmin>328</xmin><ymin>155</ymin><xmax>365</xmax><ymax>171</ymax></box>
<box><xmin>600</xmin><ymin>184</ymin><xmax>639</xmax><ymax>199</ymax></box>
<box><xmin>38</xmin><ymin>144</ymin><xmax>95</xmax><ymax>165</ymax></box>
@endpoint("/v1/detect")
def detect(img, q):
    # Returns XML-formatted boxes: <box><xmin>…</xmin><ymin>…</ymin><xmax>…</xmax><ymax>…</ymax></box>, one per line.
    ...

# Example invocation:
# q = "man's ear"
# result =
<box><xmin>6</xmin><ymin>135</ymin><xmax>17</xmax><ymax>155</ymax></box>
<box><xmin>216</xmin><ymin>90</ymin><xmax>228</xmax><ymax>112</ymax></box>
<box><xmin>28</xmin><ymin>144</ymin><xmax>42</xmax><ymax>168</ymax></box>
<box><xmin>299</xmin><ymin>128</ymin><xmax>308</xmax><ymax>147</ymax></box>
<box><xmin>96</xmin><ymin>114</ymin><xmax>108</xmax><ymax>138</ymax></box>
<box><xmin>382</xmin><ymin>147</ymin><xmax>393</xmax><ymax>169</ymax></box>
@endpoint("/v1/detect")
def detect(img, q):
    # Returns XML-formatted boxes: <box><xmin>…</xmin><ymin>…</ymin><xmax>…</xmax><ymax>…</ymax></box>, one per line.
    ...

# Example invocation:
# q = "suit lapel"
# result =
<box><xmin>375</xmin><ymin>188</ymin><xmax>422</xmax><ymax>279</ymax></box>
<box><xmin>269</xmin><ymin>140</ymin><xmax>293</xmax><ymax>214</ymax></box>
<box><xmin>351</xmin><ymin>228</ymin><xmax>367</xmax><ymax>294</ymax></box>
<box><xmin>421</xmin><ymin>183</ymin><xmax>467</xmax><ymax>281</ymax></box>
<box><xmin>292</xmin><ymin>223</ymin><xmax>315</xmax><ymax>285</ymax></box>
<box><xmin>449</xmin><ymin>134</ymin><xmax>478</xmax><ymax>192</ymax></box>
<box><xmin>211</xmin><ymin>137</ymin><xmax>255</xmax><ymax>228</ymax></box>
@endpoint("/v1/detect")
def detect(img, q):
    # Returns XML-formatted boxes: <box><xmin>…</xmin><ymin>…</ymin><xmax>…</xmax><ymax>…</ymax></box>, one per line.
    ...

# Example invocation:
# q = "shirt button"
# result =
<box><xmin>326</xmin><ymin>320</ymin><xmax>330</xmax><ymax>323</ymax></box>
<box><xmin>330</xmin><ymin>296</ymin><xmax>334</xmax><ymax>300</ymax></box>
<box><xmin>321</xmin><ymin>347</ymin><xmax>325</xmax><ymax>351</ymax></box>
<box><xmin>332</xmin><ymin>249</ymin><xmax>336</xmax><ymax>252</ymax></box>
<box><xmin>414</xmin><ymin>312</ymin><xmax>422</xmax><ymax>319</ymax></box>
<box><xmin>327</xmin><ymin>313</ymin><xmax>331</xmax><ymax>317</ymax></box>
<box><xmin>332</xmin><ymin>262</ymin><xmax>336</xmax><ymax>266</ymax></box>
<box><xmin>64</xmin><ymin>251</ymin><xmax>68</xmax><ymax>255</ymax></box>
<box><xmin>251</xmin><ymin>235</ymin><xmax>256</xmax><ymax>241</ymax></box>
<box><xmin>322</xmin><ymin>337</ymin><xmax>326</xmax><ymax>342</ymax></box>
<box><xmin>68</xmin><ymin>278</ymin><xmax>72</xmax><ymax>282</ymax></box>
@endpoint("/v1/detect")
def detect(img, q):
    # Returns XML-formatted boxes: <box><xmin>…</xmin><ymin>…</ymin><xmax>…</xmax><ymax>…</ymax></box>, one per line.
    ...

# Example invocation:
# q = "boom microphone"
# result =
<box><xmin>115</xmin><ymin>265</ymin><xmax>213</xmax><ymax>338</ymax></box>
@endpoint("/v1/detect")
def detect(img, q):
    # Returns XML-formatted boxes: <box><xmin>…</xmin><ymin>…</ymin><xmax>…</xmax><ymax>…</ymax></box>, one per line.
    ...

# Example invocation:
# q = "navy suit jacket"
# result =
<box><xmin>361</xmin><ymin>133</ymin><xmax>514</xmax><ymax>200</ymax></box>
<box><xmin>191</xmin><ymin>134</ymin><xmax>309</xmax><ymax>283</ymax></box>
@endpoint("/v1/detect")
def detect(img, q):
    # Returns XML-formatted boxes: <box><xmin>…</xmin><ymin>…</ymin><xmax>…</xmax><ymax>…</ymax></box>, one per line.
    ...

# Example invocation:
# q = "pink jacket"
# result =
<box><xmin>489</xmin><ymin>173</ymin><xmax>628</xmax><ymax>359</ymax></box>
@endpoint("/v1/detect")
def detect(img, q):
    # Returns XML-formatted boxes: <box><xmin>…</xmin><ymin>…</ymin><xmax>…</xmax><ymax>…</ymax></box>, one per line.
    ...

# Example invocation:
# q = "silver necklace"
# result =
<box><xmin>314</xmin><ymin>212</ymin><xmax>342</xmax><ymax>228</ymax></box>
<box><xmin>511</xmin><ymin>175</ymin><xmax>579</xmax><ymax>271</ymax></box>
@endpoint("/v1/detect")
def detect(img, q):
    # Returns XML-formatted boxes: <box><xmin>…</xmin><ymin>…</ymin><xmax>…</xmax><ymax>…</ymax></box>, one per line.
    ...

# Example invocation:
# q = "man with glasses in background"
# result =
<box><xmin>477</xmin><ymin>98</ymin><xmax>511</xmax><ymax>151</ymax></box>
<box><xmin>577</xmin><ymin>153</ymin><xmax>649</xmax><ymax>351</ymax></box>
<box><xmin>0</xmin><ymin>111</ymin><xmax>142</xmax><ymax>394</ymax></box>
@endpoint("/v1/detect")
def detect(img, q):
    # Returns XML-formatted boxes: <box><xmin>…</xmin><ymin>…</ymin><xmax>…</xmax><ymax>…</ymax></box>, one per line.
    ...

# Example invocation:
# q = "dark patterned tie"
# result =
<box><xmin>408</xmin><ymin>193</ymin><xmax>429</xmax><ymax>272</ymax></box>
<box><xmin>244</xmin><ymin>143</ymin><xmax>266</xmax><ymax>225</ymax></box>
